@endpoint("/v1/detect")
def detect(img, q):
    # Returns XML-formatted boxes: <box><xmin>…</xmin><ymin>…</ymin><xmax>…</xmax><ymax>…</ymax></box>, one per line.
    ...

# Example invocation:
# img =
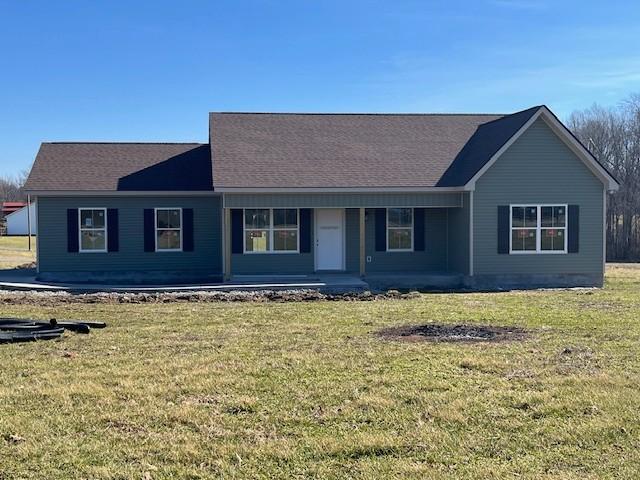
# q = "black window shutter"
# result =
<box><xmin>497</xmin><ymin>205</ymin><xmax>510</xmax><ymax>254</ymax></box>
<box><xmin>183</xmin><ymin>208</ymin><xmax>194</xmax><ymax>252</ymax></box>
<box><xmin>231</xmin><ymin>209</ymin><xmax>243</xmax><ymax>254</ymax></box>
<box><xmin>299</xmin><ymin>208</ymin><xmax>312</xmax><ymax>253</ymax></box>
<box><xmin>67</xmin><ymin>209</ymin><xmax>79</xmax><ymax>253</ymax></box>
<box><xmin>414</xmin><ymin>208</ymin><xmax>425</xmax><ymax>251</ymax></box>
<box><xmin>568</xmin><ymin>205</ymin><xmax>579</xmax><ymax>253</ymax></box>
<box><xmin>143</xmin><ymin>209</ymin><xmax>155</xmax><ymax>252</ymax></box>
<box><xmin>107</xmin><ymin>208</ymin><xmax>119</xmax><ymax>252</ymax></box>
<box><xmin>375</xmin><ymin>208</ymin><xmax>386</xmax><ymax>252</ymax></box>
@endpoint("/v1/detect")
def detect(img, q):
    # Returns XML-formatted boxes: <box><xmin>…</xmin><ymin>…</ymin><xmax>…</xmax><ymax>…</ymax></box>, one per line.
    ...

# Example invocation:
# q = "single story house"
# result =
<box><xmin>24</xmin><ymin>105</ymin><xmax>619</xmax><ymax>288</ymax></box>
<box><xmin>4</xmin><ymin>203</ymin><xmax>37</xmax><ymax>236</ymax></box>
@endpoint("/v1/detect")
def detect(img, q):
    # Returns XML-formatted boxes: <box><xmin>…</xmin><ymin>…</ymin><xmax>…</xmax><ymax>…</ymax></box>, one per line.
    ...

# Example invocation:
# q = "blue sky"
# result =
<box><xmin>1</xmin><ymin>0</ymin><xmax>639</xmax><ymax>176</ymax></box>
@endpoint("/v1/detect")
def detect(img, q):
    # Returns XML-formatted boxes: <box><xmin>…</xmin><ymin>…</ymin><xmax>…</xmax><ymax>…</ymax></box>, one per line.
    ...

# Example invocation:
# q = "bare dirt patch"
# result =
<box><xmin>377</xmin><ymin>323</ymin><xmax>528</xmax><ymax>343</ymax></box>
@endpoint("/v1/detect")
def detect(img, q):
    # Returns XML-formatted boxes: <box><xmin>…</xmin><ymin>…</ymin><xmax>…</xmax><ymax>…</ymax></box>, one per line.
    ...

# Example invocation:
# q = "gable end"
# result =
<box><xmin>464</xmin><ymin>106</ymin><xmax>619</xmax><ymax>192</ymax></box>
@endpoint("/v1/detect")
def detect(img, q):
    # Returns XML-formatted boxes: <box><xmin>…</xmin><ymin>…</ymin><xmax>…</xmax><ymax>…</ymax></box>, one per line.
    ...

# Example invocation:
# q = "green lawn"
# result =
<box><xmin>0</xmin><ymin>235</ymin><xmax>36</xmax><ymax>269</ymax></box>
<box><xmin>1</xmin><ymin>266</ymin><xmax>639</xmax><ymax>479</ymax></box>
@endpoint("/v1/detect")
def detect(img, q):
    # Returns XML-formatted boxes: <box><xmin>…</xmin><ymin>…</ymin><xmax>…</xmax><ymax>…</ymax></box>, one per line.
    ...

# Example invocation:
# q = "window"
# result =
<box><xmin>155</xmin><ymin>208</ymin><xmax>182</xmax><ymax>251</ymax></box>
<box><xmin>387</xmin><ymin>208</ymin><xmax>413</xmax><ymax>251</ymax></box>
<box><xmin>510</xmin><ymin>205</ymin><xmax>566</xmax><ymax>254</ymax></box>
<box><xmin>244</xmin><ymin>208</ymin><xmax>299</xmax><ymax>253</ymax></box>
<box><xmin>79</xmin><ymin>208</ymin><xmax>107</xmax><ymax>252</ymax></box>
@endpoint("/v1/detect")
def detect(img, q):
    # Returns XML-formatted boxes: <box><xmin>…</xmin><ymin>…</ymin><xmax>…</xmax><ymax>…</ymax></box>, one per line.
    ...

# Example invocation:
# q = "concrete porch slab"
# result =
<box><xmin>228</xmin><ymin>274</ymin><xmax>369</xmax><ymax>293</ymax></box>
<box><xmin>0</xmin><ymin>269</ymin><xmax>369</xmax><ymax>294</ymax></box>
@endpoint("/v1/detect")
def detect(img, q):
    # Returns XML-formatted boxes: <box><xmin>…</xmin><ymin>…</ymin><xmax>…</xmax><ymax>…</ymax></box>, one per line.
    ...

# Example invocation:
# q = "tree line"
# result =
<box><xmin>0</xmin><ymin>171</ymin><xmax>28</xmax><ymax>206</ymax></box>
<box><xmin>569</xmin><ymin>94</ymin><xmax>640</xmax><ymax>261</ymax></box>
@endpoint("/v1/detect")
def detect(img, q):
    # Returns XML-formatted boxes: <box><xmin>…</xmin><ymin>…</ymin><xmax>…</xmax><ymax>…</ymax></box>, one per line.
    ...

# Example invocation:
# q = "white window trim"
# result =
<box><xmin>155</xmin><ymin>207</ymin><xmax>183</xmax><ymax>252</ymax></box>
<box><xmin>509</xmin><ymin>204</ymin><xmax>568</xmax><ymax>255</ymax></box>
<box><xmin>386</xmin><ymin>207</ymin><xmax>414</xmax><ymax>252</ymax></box>
<box><xmin>78</xmin><ymin>207</ymin><xmax>107</xmax><ymax>253</ymax></box>
<box><xmin>243</xmin><ymin>208</ymin><xmax>300</xmax><ymax>254</ymax></box>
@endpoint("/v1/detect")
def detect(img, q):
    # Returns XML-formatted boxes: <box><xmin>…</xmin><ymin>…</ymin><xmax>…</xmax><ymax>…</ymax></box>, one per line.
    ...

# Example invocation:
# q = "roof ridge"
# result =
<box><xmin>42</xmin><ymin>141</ymin><xmax>206</xmax><ymax>145</ymax></box>
<box><xmin>473</xmin><ymin>105</ymin><xmax>544</xmax><ymax>127</ymax></box>
<box><xmin>209</xmin><ymin>112</ymin><xmax>506</xmax><ymax>117</ymax></box>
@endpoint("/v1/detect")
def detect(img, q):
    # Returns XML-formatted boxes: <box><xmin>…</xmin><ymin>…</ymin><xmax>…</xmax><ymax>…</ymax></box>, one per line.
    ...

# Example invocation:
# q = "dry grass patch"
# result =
<box><xmin>0</xmin><ymin>235</ymin><xmax>35</xmax><ymax>269</ymax></box>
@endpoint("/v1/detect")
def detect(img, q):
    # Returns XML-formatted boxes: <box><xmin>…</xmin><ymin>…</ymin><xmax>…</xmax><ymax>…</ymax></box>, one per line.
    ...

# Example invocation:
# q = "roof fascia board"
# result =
<box><xmin>536</xmin><ymin>107</ymin><xmax>619</xmax><ymax>191</ymax></box>
<box><xmin>464</xmin><ymin>107</ymin><xmax>619</xmax><ymax>191</ymax></box>
<box><xmin>464</xmin><ymin>108</ymin><xmax>544</xmax><ymax>190</ymax></box>
<box><xmin>216</xmin><ymin>186</ymin><xmax>467</xmax><ymax>193</ymax></box>
<box><xmin>26</xmin><ymin>190</ymin><xmax>220</xmax><ymax>197</ymax></box>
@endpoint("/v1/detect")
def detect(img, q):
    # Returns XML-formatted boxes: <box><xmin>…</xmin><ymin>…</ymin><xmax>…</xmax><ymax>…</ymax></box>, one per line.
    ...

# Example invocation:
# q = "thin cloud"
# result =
<box><xmin>363</xmin><ymin>51</ymin><xmax>640</xmax><ymax>117</ymax></box>
<box><xmin>569</xmin><ymin>68</ymin><xmax>640</xmax><ymax>89</ymax></box>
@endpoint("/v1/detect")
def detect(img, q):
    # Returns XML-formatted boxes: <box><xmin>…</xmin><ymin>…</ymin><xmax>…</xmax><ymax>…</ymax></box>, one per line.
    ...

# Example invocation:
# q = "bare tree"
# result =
<box><xmin>0</xmin><ymin>170</ymin><xmax>28</xmax><ymax>204</ymax></box>
<box><xmin>568</xmin><ymin>95</ymin><xmax>640</xmax><ymax>261</ymax></box>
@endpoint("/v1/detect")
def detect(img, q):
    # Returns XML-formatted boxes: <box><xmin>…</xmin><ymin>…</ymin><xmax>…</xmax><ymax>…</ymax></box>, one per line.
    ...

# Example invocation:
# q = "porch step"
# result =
<box><xmin>227</xmin><ymin>274</ymin><xmax>368</xmax><ymax>293</ymax></box>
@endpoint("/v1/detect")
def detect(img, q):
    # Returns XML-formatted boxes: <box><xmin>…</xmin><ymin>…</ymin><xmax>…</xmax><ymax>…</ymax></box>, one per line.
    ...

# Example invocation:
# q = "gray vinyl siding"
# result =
<box><xmin>224</xmin><ymin>192</ymin><xmax>463</xmax><ymax>208</ymax></box>
<box><xmin>232</xmin><ymin>253</ymin><xmax>315</xmax><ymax>275</ymax></box>
<box><xmin>345</xmin><ymin>209</ymin><xmax>360</xmax><ymax>273</ymax></box>
<box><xmin>473</xmin><ymin>118</ymin><xmax>604</xmax><ymax>276</ymax></box>
<box><xmin>447</xmin><ymin>192</ymin><xmax>470</xmax><ymax>275</ymax></box>
<box><xmin>365</xmin><ymin>208</ymin><xmax>448</xmax><ymax>273</ymax></box>
<box><xmin>37</xmin><ymin>196</ymin><xmax>222</xmax><ymax>274</ymax></box>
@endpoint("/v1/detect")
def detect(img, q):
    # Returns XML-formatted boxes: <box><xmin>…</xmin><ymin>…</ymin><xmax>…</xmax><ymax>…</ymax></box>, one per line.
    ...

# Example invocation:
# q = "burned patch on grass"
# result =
<box><xmin>377</xmin><ymin>323</ymin><xmax>528</xmax><ymax>343</ymax></box>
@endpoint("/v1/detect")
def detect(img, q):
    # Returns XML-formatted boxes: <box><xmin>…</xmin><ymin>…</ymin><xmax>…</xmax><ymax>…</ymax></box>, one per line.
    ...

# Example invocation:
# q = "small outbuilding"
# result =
<box><xmin>5</xmin><ymin>203</ymin><xmax>37</xmax><ymax>236</ymax></box>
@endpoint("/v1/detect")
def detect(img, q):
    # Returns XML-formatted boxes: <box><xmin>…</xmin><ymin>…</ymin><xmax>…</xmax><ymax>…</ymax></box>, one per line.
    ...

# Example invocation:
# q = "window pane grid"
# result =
<box><xmin>387</xmin><ymin>208</ymin><xmax>413</xmax><ymax>251</ymax></box>
<box><xmin>244</xmin><ymin>209</ymin><xmax>299</xmax><ymax>253</ymax></box>
<box><xmin>156</xmin><ymin>208</ymin><xmax>182</xmax><ymax>251</ymax></box>
<box><xmin>79</xmin><ymin>208</ymin><xmax>107</xmax><ymax>252</ymax></box>
<box><xmin>510</xmin><ymin>205</ymin><xmax>567</xmax><ymax>254</ymax></box>
<box><xmin>541</xmin><ymin>228</ymin><xmax>565</xmax><ymax>251</ymax></box>
<box><xmin>245</xmin><ymin>229</ymin><xmax>269</xmax><ymax>252</ymax></box>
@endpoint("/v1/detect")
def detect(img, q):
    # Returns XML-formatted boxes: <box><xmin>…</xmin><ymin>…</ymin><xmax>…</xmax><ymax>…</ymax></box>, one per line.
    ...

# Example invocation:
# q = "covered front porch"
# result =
<box><xmin>220</xmin><ymin>191</ymin><xmax>472</xmax><ymax>284</ymax></box>
<box><xmin>0</xmin><ymin>268</ymin><xmax>462</xmax><ymax>293</ymax></box>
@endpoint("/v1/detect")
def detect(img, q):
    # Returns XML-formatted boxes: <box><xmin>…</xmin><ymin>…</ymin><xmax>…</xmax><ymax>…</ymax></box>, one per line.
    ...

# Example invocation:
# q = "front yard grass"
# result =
<box><xmin>1</xmin><ymin>265</ymin><xmax>639</xmax><ymax>479</ymax></box>
<box><xmin>0</xmin><ymin>235</ymin><xmax>36</xmax><ymax>269</ymax></box>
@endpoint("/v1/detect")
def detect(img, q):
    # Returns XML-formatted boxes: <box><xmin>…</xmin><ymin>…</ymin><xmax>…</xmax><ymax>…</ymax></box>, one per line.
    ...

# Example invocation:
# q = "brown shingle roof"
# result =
<box><xmin>25</xmin><ymin>143</ymin><xmax>212</xmax><ymax>191</ymax></box>
<box><xmin>25</xmin><ymin>107</ymin><xmax>548</xmax><ymax>192</ymax></box>
<box><xmin>209</xmin><ymin>112</ymin><xmax>529</xmax><ymax>188</ymax></box>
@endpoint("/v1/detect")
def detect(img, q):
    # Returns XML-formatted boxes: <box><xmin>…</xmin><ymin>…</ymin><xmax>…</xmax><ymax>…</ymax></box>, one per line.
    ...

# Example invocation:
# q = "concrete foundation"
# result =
<box><xmin>365</xmin><ymin>273</ymin><xmax>464</xmax><ymax>291</ymax></box>
<box><xmin>464</xmin><ymin>273</ymin><xmax>603</xmax><ymax>290</ymax></box>
<box><xmin>23</xmin><ymin>270</ymin><xmax>604</xmax><ymax>293</ymax></box>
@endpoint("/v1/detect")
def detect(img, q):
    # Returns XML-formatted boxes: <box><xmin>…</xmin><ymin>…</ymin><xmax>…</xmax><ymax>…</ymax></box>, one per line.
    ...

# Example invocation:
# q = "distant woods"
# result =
<box><xmin>569</xmin><ymin>94</ymin><xmax>640</xmax><ymax>262</ymax></box>
<box><xmin>0</xmin><ymin>171</ymin><xmax>28</xmax><ymax>204</ymax></box>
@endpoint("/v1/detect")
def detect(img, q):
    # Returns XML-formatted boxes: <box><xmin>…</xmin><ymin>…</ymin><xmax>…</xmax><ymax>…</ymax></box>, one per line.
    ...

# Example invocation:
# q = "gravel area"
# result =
<box><xmin>0</xmin><ymin>289</ymin><xmax>421</xmax><ymax>305</ymax></box>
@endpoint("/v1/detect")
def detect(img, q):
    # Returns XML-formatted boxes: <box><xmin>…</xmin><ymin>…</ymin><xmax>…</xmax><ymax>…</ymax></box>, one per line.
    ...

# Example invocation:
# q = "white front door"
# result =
<box><xmin>316</xmin><ymin>208</ymin><xmax>344</xmax><ymax>271</ymax></box>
